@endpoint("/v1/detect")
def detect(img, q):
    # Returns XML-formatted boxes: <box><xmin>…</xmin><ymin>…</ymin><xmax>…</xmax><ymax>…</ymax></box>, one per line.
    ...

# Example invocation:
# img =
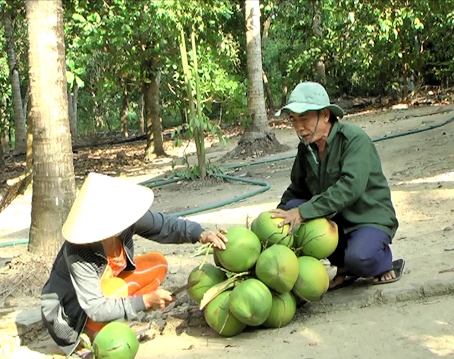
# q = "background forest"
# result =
<box><xmin>0</xmin><ymin>0</ymin><xmax>454</xmax><ymax>258</ymax></box>
<box><xmin>2</xmin><ymin>0</ymin><xmax>453</xmax><ymax>153</ymax></box>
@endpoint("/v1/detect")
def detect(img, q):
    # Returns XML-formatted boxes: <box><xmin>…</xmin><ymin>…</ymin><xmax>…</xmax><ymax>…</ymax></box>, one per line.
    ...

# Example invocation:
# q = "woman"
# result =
<box><xmin>271</xmin><ymin>81</ymin><xmax>404</xmax><ymax>289</ymax></box>
<box><xmin>41</xmin><ymin>172</ymin><xmax>227</xmax><ymax>358</ymax></box>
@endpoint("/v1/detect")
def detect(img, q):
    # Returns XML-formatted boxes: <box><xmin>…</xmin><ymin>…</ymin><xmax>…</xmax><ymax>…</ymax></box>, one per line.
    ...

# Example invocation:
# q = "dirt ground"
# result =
<box><xmin>1</xmin><ymin>103</ymin><xmax>454</xmax><ymax>358</ymax></box>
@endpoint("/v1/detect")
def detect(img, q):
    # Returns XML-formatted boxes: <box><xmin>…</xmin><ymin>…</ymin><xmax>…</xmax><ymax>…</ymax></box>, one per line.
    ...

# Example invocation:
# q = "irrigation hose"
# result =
<box><xmin>2</xmin><ymin>115</ymin><xmax>453</xmax><ymax>248</ymax></box>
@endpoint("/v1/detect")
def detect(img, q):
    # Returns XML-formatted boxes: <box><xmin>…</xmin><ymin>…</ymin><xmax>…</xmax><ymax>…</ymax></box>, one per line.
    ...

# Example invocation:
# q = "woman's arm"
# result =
<box><xmin>133</xmin><ymin>210</ymin><xmax>204</xmax><ymax>244</ymax></box>
<box><xmin>67</xmin><ymin>252</ymin><xmax>146</xmax><ymax>323</ymax></box>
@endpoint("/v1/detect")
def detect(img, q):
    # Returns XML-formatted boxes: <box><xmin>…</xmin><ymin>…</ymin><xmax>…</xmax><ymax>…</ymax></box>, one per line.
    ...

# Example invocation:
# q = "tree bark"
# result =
<box><xmin>142</xmin><ymin>59</ymin><xmax>166</xmax><ymax>160</ymax></box>
<box><xmin>312</xmin><ymin>0</ymin><xmax>326</xmax><ymax>82</ymax></box>
<box><xmin>1</xmin><ymin>133</ymin><xmax>9</xmax><ymax>155</ymax></box>
<box><xmin>120</xmin><ymin>86</ymin><xmax>129</xmax><ymax>137</ymax></box>
<box><xmin>68</xmin><ymin>89</ymin><xmax>75</xmax><ymax>136</ymax></box>
<box><xmin>414</xmin><ymin>34</ymin><xmax>424</xmax><ymax>93</ymax></box>
<box><xmin>281</xmin><ymin>82</ymin><xmax>288</xmax><ymax>107</ymax></box>
<box><xmin>241</xmin><ymin>0</ymin><xmax>270</xmax><ymax>142</ymax></box>
<box><xmin>262</xmin><ymin>70</ymin><xmax>274</xmax><ymax>112</ymax></box>
<box><xmin>137</xmin><ymin>94</ymin><xmax>145</xmax><ymax>135</ymax></box>
<box><xmin>397</xmin><ymin>29</ymin><xmax>409</xmax><ymax>100</ymax></box>
<box><xmin>73</xmin><ymin>82</ymin><xmax>78</xmax><ymax>135</ymax></box>
<box><xmin>0</xmin><ymin>135</ymin><xmax>4</xmax><ymax>170</ymax></box>
<box><xmin>4</xmin><ymin>12</ymin><xmax>27</xmax><ymax>155</ymax></box>
<box><xmin>26</xmin><ymin>0</ymin><xmax>76</xmax><ymax>260</ymax></box>
<box><xmin>261</xmin><ymin>14</ymin><xmax>274</xmax><ymax>111</ymax></box>
<box><xmin>68</xmin><ymin>84</ymin><xmax>78</xmax><ymax>139</ymax></box>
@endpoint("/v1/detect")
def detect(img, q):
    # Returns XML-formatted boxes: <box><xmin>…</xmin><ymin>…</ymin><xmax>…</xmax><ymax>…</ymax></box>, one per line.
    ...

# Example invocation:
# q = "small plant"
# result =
<box><xmin>172</xmin><ymin>155</ymin><xmax>224</xmax><ymax>181</ymax></box>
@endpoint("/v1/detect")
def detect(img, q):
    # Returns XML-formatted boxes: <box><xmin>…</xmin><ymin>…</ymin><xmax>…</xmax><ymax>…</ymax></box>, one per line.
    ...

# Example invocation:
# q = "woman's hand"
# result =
<box><xmin>269</xmin><ymin>208</ymin><xmax>303</xmax><ymax>233</ymax></box>
<box><xmin>199</xmin><ymin>229</ymin><xmax>228</xmax><ymax>250</ymax></box>
<box><xmin>143</xmin><ymin>289</ymin><xmax>173</xmax><ymax>310</ymax></box>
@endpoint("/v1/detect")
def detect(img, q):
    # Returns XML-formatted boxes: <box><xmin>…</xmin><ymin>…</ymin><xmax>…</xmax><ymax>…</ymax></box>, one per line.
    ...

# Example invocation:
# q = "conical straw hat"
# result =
<box><xmin>62</xmin><ymin>172</ymin><xmax>154</xmax><ymax>244</ymax></box>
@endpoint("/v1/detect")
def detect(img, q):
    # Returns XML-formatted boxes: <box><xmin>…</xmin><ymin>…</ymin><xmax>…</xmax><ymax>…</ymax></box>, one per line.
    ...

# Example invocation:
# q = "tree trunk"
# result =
<box><xmin>137</xmin><ymin>94</ymin><xmax>145</xmax><ymax>135</ymax></box>
<box><xmin>26</xmin><ymin>0</ymin><xmax>76</xmax><ymax>260</ymax></box>
<box><xmin>1</xmin><ymin>133</ymin><xmax>9</xmax><ymax>154</ymax></box>
<box><xmin>261</xmin><ymin>14</ymin><xmax>274</xmax><ymax>111</ymax></box>
<box><xmin>414</xmin><ymin>34</ymin><xmax>424</xmax><ymax>93</ymax></box>
<box><xmin>23</xmin><ymin>85</ymin><xmax>30</xmax><ymax>117</ymax></box>
<box><xmin>25</xmin><ymin>95</ymin><xmax>33</xmax><ymax>189</ymax></box>
<box><xmin>4</xmin><ymin>12</ymin><xmax>27</xmax><ymax>155</ymax></box>
<box><xmin>120</xmin><ymin>86</ymin><xmax>129</xmax><ymax>137</ymax></box>
<box><xmin>0</xmin><ymin>135</ymin><xmax>4</xmax><ymax>170</ymax></box>
<box><xmin>68</xmin><ymin>84</ymin><xmax>78</xmax><ymax>139</ymax></box>
<box><xmin>68</xmin><ymin>89</ymin><xmax>75</xmax><ymax>136</ymax></box>
<box><xmin>397</xmin><ymin>29</ymin><xmax>409</xmax><ymax>100</ymax></box>
<box><xmin>312</xmin><ymin>0</ymin><xmax>326</xmax><ymax>82</ymax></box>
<box><xmin>262</xmin><ymin>70</ymin><xmax>274</xmax><ymax>112</ymax></box>
<box><xmin>142</xmin><ymin>59</ymin><xmax>166</xmax><ymax>160</ymax></box>
<box><xmin>73</xmin><ymin>82</ymin><xmax>78</xmax><ymax>135</ymax></box>
<box><xmin>281</xmin><ymin>82</ymin><xmax>288</xmax><ymax>107</ymax></box>
<box><xmin>241</xmin><ymin>0</ymin><xmax>269</xmax><ymax>142</ymax></box>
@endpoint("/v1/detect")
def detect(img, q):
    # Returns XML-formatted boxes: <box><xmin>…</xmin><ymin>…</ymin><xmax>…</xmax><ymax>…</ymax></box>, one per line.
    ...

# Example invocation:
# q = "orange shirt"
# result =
<box><xmin>101</xmin><ymin>237</ymin><xmax>127</xmax><ymax>280</ymax></box>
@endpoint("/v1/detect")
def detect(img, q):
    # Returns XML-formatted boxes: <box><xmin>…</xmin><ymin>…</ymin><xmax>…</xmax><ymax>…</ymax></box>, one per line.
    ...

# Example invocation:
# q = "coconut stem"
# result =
<box><xmin>198</xmin><ymin>243</ymin><xmax>213</xmax><ymax>270</ymax></box>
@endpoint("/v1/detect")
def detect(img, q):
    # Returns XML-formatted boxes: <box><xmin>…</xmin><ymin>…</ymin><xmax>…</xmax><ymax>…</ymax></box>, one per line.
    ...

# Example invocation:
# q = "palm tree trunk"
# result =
<box><xmin>26</xmin><ymin>0</ymin><xmax>76</xmax><ymax>260</ymax></box>
<box><xmin>242</xmin><ymin>0</ymin><xmax>269</xmax><ymax>142</ymax></box>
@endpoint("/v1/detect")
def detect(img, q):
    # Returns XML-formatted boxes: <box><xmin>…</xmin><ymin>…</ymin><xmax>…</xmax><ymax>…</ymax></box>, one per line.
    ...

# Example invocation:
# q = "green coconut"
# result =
<box><xmin>204</xmin><ymin>290</ymin><xmax>246</xmax><ymax>337</ymax></box>
<box><xmin>229</xmin><ymin>278</ymin><xmax>272</xmax><ymax>326</ymax></box>
<box><xmin>251</xmin><ymin>211</ymin><xmax>294</xmax><ymax>247</ymax></box>
<box><xmin>187</xmin><ymin>263</ymin><xmax>227</xmax><ymax>303</ymax></box>
<box><xmin>213</xmin><ymin>251</ymin><xmax>222</xmax><ymax>267</ymax></box>
<box><xmin>93</xmin><ymin>322</ymin><xmax>139</xmax><ymax>359</ymax></box>
<box><xmin>214</xmin><ymin>226</ymin><xmax>262</xmax><ymax>272</ymax></box>
<box><xmin>263</xmin><ymin>291</ymin><xmax>297</xmax><ymax>328</ymax></box>
<box><xmin>292</xmin><ymin>256</ymin><xmax>330</xmax><ymax>302</ymax></box>
<box><xmin>294</xmin><ymin>218</ymin><xmax>339</xmax><ymax>259</ymax></box>
<box><xmin>255</xmin><ymin>244</ymin><xmax>299</xmax><ymax>293</ymax></box>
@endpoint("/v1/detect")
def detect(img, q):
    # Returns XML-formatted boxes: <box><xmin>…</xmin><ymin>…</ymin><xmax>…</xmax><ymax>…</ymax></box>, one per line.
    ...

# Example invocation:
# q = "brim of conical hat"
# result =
<box><xmin>62</xmin><ymin>172</ymin><xmax>154</xmax><ymax>244</ymax></box>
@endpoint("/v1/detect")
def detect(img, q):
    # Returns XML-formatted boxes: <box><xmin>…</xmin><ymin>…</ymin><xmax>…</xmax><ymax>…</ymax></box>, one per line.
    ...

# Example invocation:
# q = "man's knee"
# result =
<box><xmin>344</xmin><ymin>249</ymin><xmax>380</xmax><ymax>277</ymax></box>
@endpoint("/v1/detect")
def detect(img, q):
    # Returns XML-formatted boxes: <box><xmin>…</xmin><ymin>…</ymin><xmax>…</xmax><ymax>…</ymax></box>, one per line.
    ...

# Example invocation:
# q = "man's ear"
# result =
<box><xmin>322</xmin><ymin>109</ymin><xmax>331</xmax><ymax>121</ymax></box>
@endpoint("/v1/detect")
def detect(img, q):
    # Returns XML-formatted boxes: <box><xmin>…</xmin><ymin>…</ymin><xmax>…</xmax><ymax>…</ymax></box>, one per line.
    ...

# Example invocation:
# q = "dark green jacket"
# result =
<box><xmin>278</xmin><ymin>121</ymin><xmax>398</xmax><ymax>239</ymax></box>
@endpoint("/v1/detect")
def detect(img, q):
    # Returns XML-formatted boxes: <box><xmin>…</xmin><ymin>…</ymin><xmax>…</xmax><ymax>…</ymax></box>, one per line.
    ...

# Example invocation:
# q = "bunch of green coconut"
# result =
<box><xmin>187</xmin><ymin>211</ymin><xmax>339</xmax><ymax>337</ymax></box>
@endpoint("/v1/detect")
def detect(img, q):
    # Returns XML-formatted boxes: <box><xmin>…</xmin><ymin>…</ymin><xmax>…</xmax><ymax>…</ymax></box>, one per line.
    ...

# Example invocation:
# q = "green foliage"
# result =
<box><xmin>263</xmin><ymin>0</ymin><xmax>454</xmax><ymax>98</ymax></box>
<box><xmin>171</xmin><ymin>156</ymin><xmax>224</xmax><ymax>181</ymax></box>
<box><xmin>2</xmin><ymin>0</ymin><xmax>454</xmax><ymax>145</ymax></box>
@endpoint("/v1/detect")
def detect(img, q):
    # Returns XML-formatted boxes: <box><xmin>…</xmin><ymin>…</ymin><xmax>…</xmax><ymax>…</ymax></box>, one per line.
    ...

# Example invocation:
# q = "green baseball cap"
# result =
<box><xmin>275</xmin><ymin>81</ymin><xmax>344</xmax><ymax>118</ymax></box>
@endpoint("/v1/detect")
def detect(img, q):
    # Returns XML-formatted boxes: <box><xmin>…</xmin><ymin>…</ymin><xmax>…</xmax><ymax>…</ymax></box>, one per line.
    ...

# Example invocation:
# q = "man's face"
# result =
<box><xmin>289</xmin><ymin>110</ymin><xmax>330</xmax><ymax>144</ymax></box>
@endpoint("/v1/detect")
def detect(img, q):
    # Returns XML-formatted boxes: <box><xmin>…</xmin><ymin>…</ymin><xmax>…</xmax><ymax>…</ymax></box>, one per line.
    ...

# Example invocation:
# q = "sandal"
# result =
<box><xmin>128</xmin><ymin>322</ymin><xmax>151</xmax><ymax>338</ymax></box>
<box><xmin>328</xmin><ymin>272</ymin><xmax>359</xmax><ymax>291</ymax></box>
<box><xmin>372</xmin><ymin>259</ymin><xmax>405</xmax><ymax>285</ymax></box>
<box><xmin>71</xmin><ymin>348</ymin><xmax>93</xmax><ymax>359</ymax></box>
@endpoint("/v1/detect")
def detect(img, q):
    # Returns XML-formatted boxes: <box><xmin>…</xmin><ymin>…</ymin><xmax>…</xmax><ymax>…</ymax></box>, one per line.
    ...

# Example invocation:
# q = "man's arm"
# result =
<box><xmin>299</xmin><ymin>133</ymin><xmax>372</xmax><ymax>220</ymax></box>
<box><xmin>278</xmin><ymin>151</ymin><xmax>312</xmax><ymax>209</ymax></box>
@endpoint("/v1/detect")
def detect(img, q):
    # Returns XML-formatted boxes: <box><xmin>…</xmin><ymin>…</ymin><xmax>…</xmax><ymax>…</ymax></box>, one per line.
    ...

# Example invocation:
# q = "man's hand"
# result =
<box><xmin>199</xmin><ymin>229</ymin><xmax>228</xmax><ymax>250</ymax></box>
<box><xmin>143</xmin><ymin>289</ymin><xmax>173</xmax><ymax>310</ymax></box>
<box><xmin>269</xmin><ymin>208</ymin><xmax>303</xmax><ymax>233</ymax></box>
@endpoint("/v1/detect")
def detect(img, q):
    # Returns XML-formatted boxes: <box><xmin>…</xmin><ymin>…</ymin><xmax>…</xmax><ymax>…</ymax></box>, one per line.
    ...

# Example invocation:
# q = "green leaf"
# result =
<box><xmin>66</xmin><ymin>71</ymin><xmax>75</xmax><ymax>85</ymax></box>
<box><xmin>199</xmin><ymin>277</ymin><xmax>237</xmax><ymax>310</ymax></box>
<box><xmin>75</xmin><ymin>76</ymin><xmax>85</xmax><ymax>88</ymax></box>
<box><xmin>72</xmin><ymin>13</ymin><xmax>86</xmax><ymax>23</ymax></box>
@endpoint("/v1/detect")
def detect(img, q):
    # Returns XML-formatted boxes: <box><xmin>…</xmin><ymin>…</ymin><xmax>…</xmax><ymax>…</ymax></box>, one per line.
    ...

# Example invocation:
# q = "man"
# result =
<box><xmin>271</xmin><ymin>81</ymin><xmax>404</xmax><ymax>290</ymax></box>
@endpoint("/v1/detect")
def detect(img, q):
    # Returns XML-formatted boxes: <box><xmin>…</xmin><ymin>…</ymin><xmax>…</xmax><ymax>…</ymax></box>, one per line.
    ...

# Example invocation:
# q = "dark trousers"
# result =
<box><xmin>285</xmin><ymin>199</ymin><xmax>393</xmax><ymax>277</ymax></box>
